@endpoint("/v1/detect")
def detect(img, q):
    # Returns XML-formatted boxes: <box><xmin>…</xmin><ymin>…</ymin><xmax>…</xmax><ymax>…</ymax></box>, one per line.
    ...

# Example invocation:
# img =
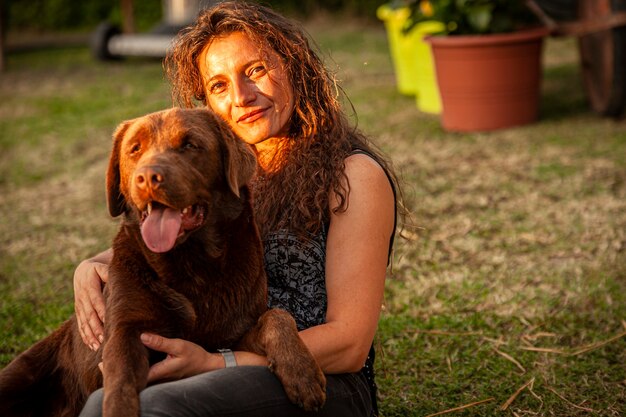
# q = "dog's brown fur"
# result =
<box><xmin>0</xmin><ymin>108</ymin><xmax>326</xmax><ymax>417</ymax></box>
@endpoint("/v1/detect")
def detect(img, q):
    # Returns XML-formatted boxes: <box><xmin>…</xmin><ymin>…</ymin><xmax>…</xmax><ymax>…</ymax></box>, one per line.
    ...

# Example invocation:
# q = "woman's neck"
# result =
<box><xmin>254</xmin><ymin>137</ymin><xmax>287</xmax><ymax>173</ymax></box>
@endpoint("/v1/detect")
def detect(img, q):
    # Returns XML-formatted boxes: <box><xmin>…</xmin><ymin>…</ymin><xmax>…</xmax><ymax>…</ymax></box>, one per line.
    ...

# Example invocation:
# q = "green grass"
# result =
<box><xmin>1</xmin><ymin>18</ymin><xmax>626</xmax><ymax>416</ymax></box>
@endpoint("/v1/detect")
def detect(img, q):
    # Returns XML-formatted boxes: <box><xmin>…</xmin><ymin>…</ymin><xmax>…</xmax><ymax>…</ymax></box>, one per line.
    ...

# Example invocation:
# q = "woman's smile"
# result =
<box><xmin>237</xmin><ymin>108</ymin><xmax>268</xmax><ymax>124</ymax></box>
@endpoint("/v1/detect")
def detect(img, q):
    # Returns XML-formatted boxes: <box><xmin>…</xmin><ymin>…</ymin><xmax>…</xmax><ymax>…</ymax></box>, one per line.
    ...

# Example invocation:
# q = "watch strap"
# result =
<box><xmin>217</xmin><ymin>348</ymin><xmax>237</xmax><ymax>368</ymax></box>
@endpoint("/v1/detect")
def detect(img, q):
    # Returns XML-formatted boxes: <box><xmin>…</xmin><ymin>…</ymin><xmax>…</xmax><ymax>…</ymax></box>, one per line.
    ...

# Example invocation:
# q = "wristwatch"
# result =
<box><xmin>217</xmin><ymin>348</ymin><xmax>237</xmax><ymax>368</ymax></box>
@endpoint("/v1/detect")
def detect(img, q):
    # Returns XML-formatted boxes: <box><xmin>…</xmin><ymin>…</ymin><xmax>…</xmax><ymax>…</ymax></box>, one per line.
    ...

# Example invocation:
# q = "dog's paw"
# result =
<box><xmin>270</xmin><ymin>359</ymin><xmax>327</xmax><ymax>411</ymax></box>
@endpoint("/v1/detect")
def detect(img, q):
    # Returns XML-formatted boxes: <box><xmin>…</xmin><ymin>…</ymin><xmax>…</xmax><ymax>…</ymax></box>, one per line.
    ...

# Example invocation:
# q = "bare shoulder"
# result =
<box><xmin>343</xmin><ymin>153</ymin><xmax>392</xmax><ymax>192</ymax></box>
<box><xmin>344</xmin><ymin>152</ymin><xmax>385</xmax><ymax>173</ymax></box>
<box><xmin>329</xmin><ymin>153</ymin><xmax>395</xmax><ymax>217</ymax></box>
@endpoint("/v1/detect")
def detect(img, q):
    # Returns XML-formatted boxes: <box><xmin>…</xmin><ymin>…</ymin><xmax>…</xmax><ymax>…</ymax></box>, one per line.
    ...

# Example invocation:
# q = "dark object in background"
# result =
<box><xmin>91</xmin><ymin>0</ymin><xmax>214</xmax><ymax>60</ymax></box>
<box><xmin>531</xmin><ymin>0</ymin><xmax>626</xmax><ymax>118</ymax></box>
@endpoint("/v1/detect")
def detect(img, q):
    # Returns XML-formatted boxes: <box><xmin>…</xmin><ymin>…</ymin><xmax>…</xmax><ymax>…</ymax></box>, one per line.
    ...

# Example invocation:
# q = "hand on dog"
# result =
<box><xmin>74</xmin><ymin>259</ymin><xmax>109</xmax><ymax>351</ymax></box>
<box><xmin>140</xmin><ymin>333</ymin><xmax>218</xmax><ymax>383</ymax></box>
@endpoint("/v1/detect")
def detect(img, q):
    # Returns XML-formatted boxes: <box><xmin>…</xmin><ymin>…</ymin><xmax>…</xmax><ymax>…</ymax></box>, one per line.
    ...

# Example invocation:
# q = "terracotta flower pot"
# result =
<box><xmin>428</xmin><ymin>27</ymin><xmax>550</xmax><ymax>132</ymax></box>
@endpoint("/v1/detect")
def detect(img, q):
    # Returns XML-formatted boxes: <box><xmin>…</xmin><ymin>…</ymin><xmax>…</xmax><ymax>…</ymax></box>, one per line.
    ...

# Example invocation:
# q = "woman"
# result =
<box><xmin>75</xmin><ymin>2</ymin><xmax>402</xmax><ymax>416</ymax></box>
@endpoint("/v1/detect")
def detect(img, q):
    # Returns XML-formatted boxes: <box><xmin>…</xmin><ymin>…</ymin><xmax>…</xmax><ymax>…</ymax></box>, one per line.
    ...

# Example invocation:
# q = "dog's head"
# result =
<box><xmin>106</xmin><ymin>108</ymin><xmax>257</xmax><ymax>253</ymax></box>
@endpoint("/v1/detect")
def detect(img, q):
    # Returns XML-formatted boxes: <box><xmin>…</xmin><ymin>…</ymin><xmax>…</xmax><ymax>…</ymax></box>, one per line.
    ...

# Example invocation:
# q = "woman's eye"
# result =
<box><xmin>251</xmin><ymin>65</ymin><xmax>265</xmax><ymax>75</ymax></box>
<box><xmin>209</xmin><ymin>81</ymin><xmax>226</xmax><ymax>94</ymax></box>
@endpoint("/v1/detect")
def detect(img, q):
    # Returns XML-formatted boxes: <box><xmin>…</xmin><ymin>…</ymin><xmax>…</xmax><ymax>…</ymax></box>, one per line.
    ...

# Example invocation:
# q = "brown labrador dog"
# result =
<box><xmin>0</xmin><ymin>108</ymin><xmax>326</xmax><ymax>417</ymax></box>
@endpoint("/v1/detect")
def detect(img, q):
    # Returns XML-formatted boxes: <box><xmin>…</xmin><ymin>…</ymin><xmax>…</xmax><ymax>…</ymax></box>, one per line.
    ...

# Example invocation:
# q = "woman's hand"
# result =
<box><xmin>140</xmin><ymin>333</ymin><xmax>220</xmax><ymax>383</ymax></box>
<box><xmin>73</xmin><ymin>250</ymin><xmax>112</xmax><ymax>351</ymax></box>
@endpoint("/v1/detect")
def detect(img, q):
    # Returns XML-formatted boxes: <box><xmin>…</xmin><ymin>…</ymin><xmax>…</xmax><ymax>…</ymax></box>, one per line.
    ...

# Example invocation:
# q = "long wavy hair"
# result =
<box><xmin>164</xmin><ymin>0</ymin><xmax>403</xmax><ymax>238</ymax></box>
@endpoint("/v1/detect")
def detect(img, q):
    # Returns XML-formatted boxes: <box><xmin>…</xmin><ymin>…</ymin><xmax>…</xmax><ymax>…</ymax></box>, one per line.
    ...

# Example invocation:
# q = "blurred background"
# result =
<box><xmin>1</xmin><ymin>1</ymin><xmax>625</xmax><ymax>415</ymax></box>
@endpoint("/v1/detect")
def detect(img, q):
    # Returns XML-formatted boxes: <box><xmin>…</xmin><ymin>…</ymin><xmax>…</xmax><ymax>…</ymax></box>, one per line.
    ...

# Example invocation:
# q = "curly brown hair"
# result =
<box><xmin>164</xmin><ymin>0</ymin><xmax>403</xmax><ymax>238</ymax></box>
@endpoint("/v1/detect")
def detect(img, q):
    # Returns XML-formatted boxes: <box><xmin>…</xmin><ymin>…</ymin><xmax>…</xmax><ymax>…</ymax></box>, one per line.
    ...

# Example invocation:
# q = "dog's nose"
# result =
<box><xmin>135</xmin><ymin>166</ymin><xmax>164</xmax><ymax>191</ymax></box>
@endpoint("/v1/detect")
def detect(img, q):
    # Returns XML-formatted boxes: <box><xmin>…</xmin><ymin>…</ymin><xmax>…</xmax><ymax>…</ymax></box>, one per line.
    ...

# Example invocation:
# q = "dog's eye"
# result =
<box><xmin>130</xmin><ymin>143</ymin><xmax>141</xmax><ymax>155</ymax></box>
<box><xmin>182</xmin><ymin>141</ymin><xmax>199</xmax><ymax>151</ymax></box>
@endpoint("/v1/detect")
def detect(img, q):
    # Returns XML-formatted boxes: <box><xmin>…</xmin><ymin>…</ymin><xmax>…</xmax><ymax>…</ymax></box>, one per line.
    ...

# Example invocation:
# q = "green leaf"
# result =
<box><xmin>467</xmin><ymin>5</ymin><xmax>493</xmax><ymax>33</ymax></box>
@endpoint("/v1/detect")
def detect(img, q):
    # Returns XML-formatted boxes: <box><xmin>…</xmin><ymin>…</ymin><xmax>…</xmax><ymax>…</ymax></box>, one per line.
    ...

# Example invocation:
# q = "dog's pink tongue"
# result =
<box><xmin>141</xmin><ymin>206</ymin><xmax>181</xmax><ymax>253</ymax></box>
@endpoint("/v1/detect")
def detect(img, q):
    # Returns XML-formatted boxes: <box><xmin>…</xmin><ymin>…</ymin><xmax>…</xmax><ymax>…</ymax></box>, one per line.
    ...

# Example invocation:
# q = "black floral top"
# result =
<box><xmin>263</xmin><ymin>149</ymin><xmax>397</xmax><ymax>416</ymax></box>
<box><xmin>264</xmin><ymin>229</ymin><xmax>327</xmax><ymax>331</ymax></box>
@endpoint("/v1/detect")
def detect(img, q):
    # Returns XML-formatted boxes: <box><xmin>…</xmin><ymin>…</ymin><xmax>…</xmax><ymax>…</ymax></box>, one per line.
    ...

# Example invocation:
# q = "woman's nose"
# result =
<box><xmin>231</xmin><ymin>77</ymin><xmax>256</xmax><ymax>107</ymax></box>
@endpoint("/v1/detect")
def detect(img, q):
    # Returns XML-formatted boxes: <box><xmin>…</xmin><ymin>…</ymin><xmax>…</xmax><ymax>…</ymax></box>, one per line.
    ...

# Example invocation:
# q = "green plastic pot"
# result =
<box><xmin>377</xmin><ymin>5</ymin><xmax>443</xmax><ymax>113</ymax></box>
<box><xmin>411</xmin><ymin>21</ymin><xmax>445</xmax><ymax>114</ymax></box>
<box><xmin>377</xmin><ymin>5</ymin><xmax>417</xmax><ymax>96</ymax></box>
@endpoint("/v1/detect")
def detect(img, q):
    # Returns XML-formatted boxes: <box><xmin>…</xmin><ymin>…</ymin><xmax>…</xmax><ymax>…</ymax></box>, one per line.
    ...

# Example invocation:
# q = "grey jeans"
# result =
<box><xmin>79</xmin><ymin>366</ymin><xmax>374</xmax><ymax>417</ymax></box>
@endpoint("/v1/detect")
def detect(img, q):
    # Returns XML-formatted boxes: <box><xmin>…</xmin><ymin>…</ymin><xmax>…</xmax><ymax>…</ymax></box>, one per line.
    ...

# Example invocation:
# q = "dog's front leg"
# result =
<box><xmin>101</xmin><ymin>326</ymin><xmax>149</xmax><ymax>417</ymax></box>
<box><xmin>238</xmin><ymin>308</ymin><xmax>326</xmax><ymax>411</ymax></box>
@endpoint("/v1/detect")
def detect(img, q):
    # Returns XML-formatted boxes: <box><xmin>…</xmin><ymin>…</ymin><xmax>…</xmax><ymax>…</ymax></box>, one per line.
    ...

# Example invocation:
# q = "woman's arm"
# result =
<box><xmin>299</xmin><ymin>153</ymin><xmax>395</xmax><ymax>373</ymax></box>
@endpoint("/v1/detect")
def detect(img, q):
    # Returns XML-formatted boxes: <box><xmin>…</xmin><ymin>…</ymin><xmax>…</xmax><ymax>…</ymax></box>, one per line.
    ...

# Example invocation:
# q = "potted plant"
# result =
<box><xmin>406</xmin><ymin>0</ymin><xmax>549</xmax><ymax>132</ymax></box>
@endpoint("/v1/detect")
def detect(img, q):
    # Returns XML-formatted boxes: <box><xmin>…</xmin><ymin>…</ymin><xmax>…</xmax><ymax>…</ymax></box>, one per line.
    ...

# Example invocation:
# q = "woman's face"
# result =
<box><xmin>198</xmin><ymin>32</ymin><xmax>295</xmax><ymax>149</ymax></box>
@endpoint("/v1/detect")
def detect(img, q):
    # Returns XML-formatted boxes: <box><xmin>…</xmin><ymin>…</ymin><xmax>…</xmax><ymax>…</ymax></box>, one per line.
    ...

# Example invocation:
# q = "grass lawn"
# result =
<box><xmin>1</xmin><ymin>16</ymin><xmax>625</xmax><ymax>416</ymax></box>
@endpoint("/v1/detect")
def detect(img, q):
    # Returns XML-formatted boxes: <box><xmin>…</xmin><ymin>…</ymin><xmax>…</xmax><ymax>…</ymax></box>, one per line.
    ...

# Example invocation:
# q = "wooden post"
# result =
<box><xmin>0</xmin><ymin>0</ymin><xmax>6</xmax><ymax>72</ymax></box>
<box><xmin>121</xmin><ymin>0</ymin><xmax>136</xmax><ymax>34</ymax></box>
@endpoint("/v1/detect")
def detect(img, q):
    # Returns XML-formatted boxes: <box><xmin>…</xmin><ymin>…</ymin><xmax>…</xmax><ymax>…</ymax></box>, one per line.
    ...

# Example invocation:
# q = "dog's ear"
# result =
<box><xmin>106</xmin><ymin>120</ymin><xmax>132</xmax><ymax>217</ymax></box>
<box><xmin>218</xmin><ymin>122</ymin><xmax>257</xmax><ymax>198</ymax></box>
